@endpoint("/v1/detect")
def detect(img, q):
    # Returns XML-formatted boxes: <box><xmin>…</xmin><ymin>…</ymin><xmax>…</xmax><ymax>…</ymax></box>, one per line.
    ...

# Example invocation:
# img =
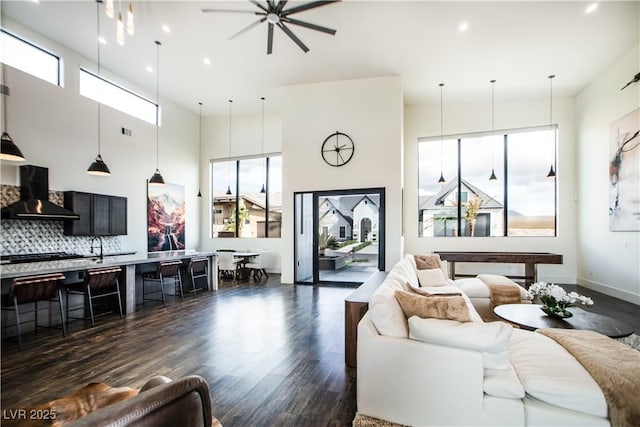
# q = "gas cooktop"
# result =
<box><xmin>0</xmin><ymin>252</ymin><xmax>84</xmax><ymax>264</ymax></box>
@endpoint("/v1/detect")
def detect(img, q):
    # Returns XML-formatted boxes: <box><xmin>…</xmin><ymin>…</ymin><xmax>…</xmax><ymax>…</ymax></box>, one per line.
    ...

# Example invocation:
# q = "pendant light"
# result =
<box><xmin>547</xmin><ymin>74</ymin><xmax>557</xmax><ymax>179</ymax></box>
<box><xmin>437</xmin><ymin>83</ymin><xmax>446</xmax><ymax>183</ymax></box>
<box><xmin>116</xmin><ymin>0</ymin><xmax>125</xmax><ymax>46</ymax></box>
<box><xmin>488</xmin><ymin>79</ymin><xmax>497</xmax><ymax>181</ymax></box>
<box><xmin>225</xmin><ymin>99</ymin><xmax>233</xmax><ymax>195</ymax></box>
<box><xmin>105</xmin><ymin>0</ymin><xmax>114</xmax><ymax>18</ymax></box>
<box><xmin>197</xmin><ymin>102</ymin><xmax>203</xmax><ymax>197</ymax></box>
<box><xmin>87</xmin><ymin>0</ymin><xmax>111</xmax><ymax>176</ymax></box>
<box><xmin>126</xmin><ymin>1</ymin><xmax>134</xmax><ymax>36</ymax></box>
<box><xmin>0</xmin><ymin>77</ymin><xmax>25</xmax><ymax>162</ymax></box>
<box><xmin>149</xmin><ymin>40</ymin><xmax>165</xmax><ymax>185</ymax></box>
<box><xmin>259</xmin><ymin>96</ymin><xmax>266</xmax><ymax>194</ymax></box>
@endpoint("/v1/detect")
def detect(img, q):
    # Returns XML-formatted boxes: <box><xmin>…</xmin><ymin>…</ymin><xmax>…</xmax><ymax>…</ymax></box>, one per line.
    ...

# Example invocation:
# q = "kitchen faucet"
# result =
<box><xmin>90</xmin><ymin>236</ymin><xmax>104</xmax><ymax>260</ymax></box>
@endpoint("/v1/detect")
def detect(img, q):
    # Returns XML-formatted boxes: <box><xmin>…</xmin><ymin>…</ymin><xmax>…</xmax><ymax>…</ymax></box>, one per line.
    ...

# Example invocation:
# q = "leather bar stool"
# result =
<box><xmin>183</xmin><ymin>257</ymin><xmax>210</xmax><ymax>296</ymax></box>
<box><xmin>1</xmin><ymin>272</ymin><xmax>66</xmax><ymax>351</ymax></box>
<box><xmin>142</xmin><ymin>261</ymin><xmax>184</xmax><ymax>307</ymax></box>
<box><xmin>66</xmin><ymin>266</ymin><xmax>123</xmax><ymax>327</ymax></box>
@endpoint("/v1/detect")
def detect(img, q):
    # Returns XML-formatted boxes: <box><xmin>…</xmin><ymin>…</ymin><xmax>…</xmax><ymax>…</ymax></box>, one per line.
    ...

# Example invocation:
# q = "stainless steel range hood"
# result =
<box><xmin>1</xmin><ymin>165</ymin><xmax>80</xmax><ymax>220</ymax></box>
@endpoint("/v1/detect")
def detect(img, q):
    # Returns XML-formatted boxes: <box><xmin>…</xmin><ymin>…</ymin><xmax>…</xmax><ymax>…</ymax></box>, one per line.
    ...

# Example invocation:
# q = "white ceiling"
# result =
<box><xmin>3</xmin><ymin>1</ymin><xmax>639</xmax><ymax>116</ymax></box>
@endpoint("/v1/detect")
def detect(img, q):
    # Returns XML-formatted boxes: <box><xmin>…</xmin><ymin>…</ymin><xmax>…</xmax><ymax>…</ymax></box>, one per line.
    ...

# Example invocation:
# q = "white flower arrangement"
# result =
<box><xmin>526</xmin><ymin>282</ymin><xmax>593</xmax><ymax>317</ymax></box>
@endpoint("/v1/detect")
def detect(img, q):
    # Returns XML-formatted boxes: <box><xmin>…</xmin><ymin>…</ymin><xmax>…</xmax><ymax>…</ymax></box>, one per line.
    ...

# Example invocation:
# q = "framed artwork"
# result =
<box><xmin>147</xmin><ymin>182</ymin><xmax>186</xmax><ymax>251</ymax></box>
<box><xmin>609</xmin><ymin>108</ymin><xmax>639</xmax><ymax>231</ymax></box>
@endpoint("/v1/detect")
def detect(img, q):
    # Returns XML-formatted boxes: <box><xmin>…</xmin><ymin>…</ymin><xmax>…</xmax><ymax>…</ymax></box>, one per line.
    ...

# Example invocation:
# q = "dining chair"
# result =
<box><xmin>66</xmin><ymin>266</ymin><xmax>123</xmax><ymax>327</ymax></box>
<box><xmin>245</xmin><ymin>251</ymin><xmax>269</xmax><ymax>280</ymax></box>
<box><xmin>183</xmin><ymin>257</ymin><xmax>210</xmax><ymax>296</ymax></box>
<box><xmin>217</xmin><ymin>251</ymin><xmax>238</xmax><ymax>280</ymax></box>
<box><xmin>142</xmin><ymin>261</ymin><xmax>184</xmax><ymax>307</ymax></box>
<box><xmin>1</xmin><ymin>272</ymin><xmax>67</xmax><ymax>351</ymax></box>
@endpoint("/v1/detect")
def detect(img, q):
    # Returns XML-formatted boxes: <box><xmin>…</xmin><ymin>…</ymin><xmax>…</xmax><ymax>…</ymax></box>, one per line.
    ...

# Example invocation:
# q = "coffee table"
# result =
<box><xmin>494</xmin><ymin>304</ymin><xmax>634</xmax><ymax>338</ymax></box>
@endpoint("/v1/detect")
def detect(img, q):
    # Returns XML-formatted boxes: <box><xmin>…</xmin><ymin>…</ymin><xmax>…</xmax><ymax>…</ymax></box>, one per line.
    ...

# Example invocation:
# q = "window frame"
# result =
<box><xmin>418</xmin><ymin>125</ymin><xmax>557</xmax><ymax>238</ymax></box>
<box><xmin>1</xmin><ymin>28</ymin><xmax>62</xmax><ymax>86</ymax></box>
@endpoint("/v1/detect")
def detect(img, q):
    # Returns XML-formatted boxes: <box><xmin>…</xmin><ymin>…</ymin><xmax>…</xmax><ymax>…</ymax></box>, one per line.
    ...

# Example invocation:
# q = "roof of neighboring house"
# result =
<box><xmin>420</xmin><ymin>177</ymin><xmax>503</xmax><ymax>210</ymax></box>
<box><xmin>352</xmin><ymin>195</ymin><xmax>379</xmax><ymax>210</ymax></box>
<box><xmin>213</xmin><ymin>192</ymin><xmax>282</xmax><ymax>211</ymax></box>
<box><xmin>319</xmin><ymin>199</ymin><xmax>353</xmax><ymax>227</ymax></box>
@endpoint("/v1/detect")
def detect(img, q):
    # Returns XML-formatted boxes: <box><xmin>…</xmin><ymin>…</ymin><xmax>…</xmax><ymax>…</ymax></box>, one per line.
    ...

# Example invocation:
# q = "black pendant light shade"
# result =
<box><xmin>87</xmin><ymin>0</ymin><xmax>111</xmax><ymax>176</ymax></box>
<box><xmin>87</xmin><ymin>154</ymin><xmax>111</xmax><ymax>176</ymax></box>
<box><xmin>150</xmin><ymin>168</ymin><xmax>165</xmax><ymax>185</ymax></box>
<box><xmin>1</xmin><ymin>132</ymin><xmax>25</xmax><ymax>161</ymax></box>
<box><xmin>225</xmin><ymin>185</ymin><xmax>232</xmax><ymax>195</ymax></box>
<box><xmin>149</xmin><ymin>40</ymin><xmax>165</xmax><ymax>185</ymax></box>
<box><xmin>547</xmin><ymin>165</ymin><xmax>556</xmax><ymax>179</ymax></box>
<box><xmin>489</xmin><ymin>168</ymin><xmax>497</xmax><ymax>181</ymax></box>
<box><xmin>197</xmin><ymin>190</ymin><xmax>203</xmax><ymax>198</ymax></box>
<box><xmin>260</xmin><ymin>184</ymin><xmax>266</xmax><ymax>194</ymax></box>
<box><xmin>438</xmin><ymin>172</ymin><xmax>446</xmax><ymax>183</ymax></box>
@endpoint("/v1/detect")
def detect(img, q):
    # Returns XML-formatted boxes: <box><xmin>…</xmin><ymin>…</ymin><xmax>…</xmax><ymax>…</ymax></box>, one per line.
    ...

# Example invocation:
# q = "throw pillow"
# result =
<box><xmin>395</xmin><ymin>290</ymin><xmax>471</xmax><ymax>322</ymax></box>
<box><xmin>409</xmin><ymin>316</ymin><xmax>513</xmax><ymax>369</ymax></box>
<box><xmin>414</xmin><ymin>254</ymin><xmax>443</xmax><ymax>270</ymax></box>
<box><xmin>416</xmin><ymin>267</ymin><xmax>447</xmax><ymax>287</ymax></box>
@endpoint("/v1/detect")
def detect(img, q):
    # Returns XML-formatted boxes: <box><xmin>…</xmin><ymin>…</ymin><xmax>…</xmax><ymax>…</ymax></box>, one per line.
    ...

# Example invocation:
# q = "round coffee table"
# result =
<box><xmin>494</xmin><ymin>304</ymin><xmax>634</xmax><ymax>338</ymax></box>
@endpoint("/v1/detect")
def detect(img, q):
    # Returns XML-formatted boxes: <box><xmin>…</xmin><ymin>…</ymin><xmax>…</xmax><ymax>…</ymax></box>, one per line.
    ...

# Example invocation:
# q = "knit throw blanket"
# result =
<box><xmin>477</xmin><ymin>274</ymin><xmax>522</xmax><ymax>310</ymax></box>
<box><xmin>537</xmin><ymin>328</ymin><xmax>640</xmax><ymax>427</ymax></box>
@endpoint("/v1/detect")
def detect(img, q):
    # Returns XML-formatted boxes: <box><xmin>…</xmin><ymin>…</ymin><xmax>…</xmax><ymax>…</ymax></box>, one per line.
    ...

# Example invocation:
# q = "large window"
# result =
<box><xmin>211</xmin><ymin>155</ymin><xmax>282</xmax><ymax>238</ymax></box>
<box><xmin>0</xmin><ymin>29</ymin><xmax>61</xmax><ymax>86</ymax></box>
<box><xmin>79</xmin><ymin>68</ymin><xmax>158</xmax><ymax>125</ymax></box>
<box><xmin>418</xmin><ymin>127</ymin><xmax>556</xmax><ymax>237</ymax></box>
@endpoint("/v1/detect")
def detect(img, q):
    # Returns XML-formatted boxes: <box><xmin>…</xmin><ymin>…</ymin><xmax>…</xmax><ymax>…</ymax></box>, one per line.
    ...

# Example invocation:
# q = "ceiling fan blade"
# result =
<box><xmin>276</xmin><ymin>0</ymin><xmax>288</xmax><ymax>13</ymax></box>
<box><xmin>249</xmin><ymin>0</ymin><xmax>269</xmax><ymax>13</ymax></box>
<box><xmin>229</xmin><ymin>17</ymin><xmax>266</xmax><ymax>40</ymax></box>
<box><xmin>201</xmin><ymin>8</ymin><xmax>258</xmax><ymax>14</ymax></box>
<box><xmin>282</xmin><ymin>17</ymin><xmax>336</xmax><ymax>35</ymax></box>
<box><xmin>277</xmin><ymin>22</ymin><xmax>309</xmax><ymax>52</ymax></box>
<box><xmin>267</xmin><ymin>0</ymin><xmax>277</xmax><ymax>10</ymax></box>
<box><xmin>267</xmin><ymin>22</ymin><xmax>274</xmax><ymax>54</ymax></box>
<box><xmin>282</xmin><ymin>0</ymin><xmax>339</xmax><ymax>16</ymax></box>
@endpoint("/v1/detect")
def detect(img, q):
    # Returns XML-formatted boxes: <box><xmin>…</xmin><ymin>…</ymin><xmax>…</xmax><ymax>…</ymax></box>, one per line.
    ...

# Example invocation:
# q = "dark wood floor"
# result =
<box><xmin>1</xmin><ymin>277</ymin><xmax>638</xmax><ymax>426</ymax></box>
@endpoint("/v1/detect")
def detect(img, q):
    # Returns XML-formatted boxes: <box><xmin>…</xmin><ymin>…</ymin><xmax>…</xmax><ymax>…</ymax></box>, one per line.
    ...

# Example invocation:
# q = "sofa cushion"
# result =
<box><xmin>509</xmin><ymin>328</ymin><xmax>607</xmax><ymax>418</ymax></box>
<box><xmin>484</xmin><ymin>364</ymin><xmax>525</xmax><ymax>399</ymax></box>
<box><xmin>408</xmin><ymin>317</ymin><xmax>513</xmax><ymax>369</ymax></box>
<box><xmin>395</xmin><ymin>290</ymin><xmax>472</xmax><ymax>322</ymax></box>
<box><xmin>454</xmin><ymin>277</ymin><xmax>491</xmax><ymax>298</ymax></box>
<box><xmin>416</xmin><ymin>268</ymin><xmax>447</xmax><ymax>287</ymax></box>
<box><xmin>369</xmin><ymin>264</ymin><xmax>412</xmax><ymax>338</ymax></box>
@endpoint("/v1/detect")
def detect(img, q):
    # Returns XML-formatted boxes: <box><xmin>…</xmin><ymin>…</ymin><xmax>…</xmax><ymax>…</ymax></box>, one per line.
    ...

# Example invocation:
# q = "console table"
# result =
<box><xmin>434</xmin><ymin>251</ymin><xmax>563</xmax><ymax>287</ymax></box>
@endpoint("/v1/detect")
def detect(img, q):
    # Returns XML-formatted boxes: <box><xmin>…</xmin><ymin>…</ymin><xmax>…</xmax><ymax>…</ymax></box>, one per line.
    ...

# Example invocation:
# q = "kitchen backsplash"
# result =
<box><xmin>1</xmin><ymin>185</ymin><xmax>121</xmax><ymax>255</ymax></box>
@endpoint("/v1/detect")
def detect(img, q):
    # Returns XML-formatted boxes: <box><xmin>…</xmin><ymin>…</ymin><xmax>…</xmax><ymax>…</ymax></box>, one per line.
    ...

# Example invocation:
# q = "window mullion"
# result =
<box><xmin>457</xmin><ymin>138</ymin><xmax>462</xmax><ymax>236</ymax></box>
<box><xmin>503</xmin><ymin>134</ymin><xmax>508</xmax><ymax>236</ymax></box>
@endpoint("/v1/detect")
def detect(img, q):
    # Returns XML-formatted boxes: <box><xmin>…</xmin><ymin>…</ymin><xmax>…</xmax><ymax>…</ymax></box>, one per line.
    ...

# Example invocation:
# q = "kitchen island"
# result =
<box><xmin>1</xmin><ymin>250</ymin><xmax>218</xmax><ymax>314</ymax></box>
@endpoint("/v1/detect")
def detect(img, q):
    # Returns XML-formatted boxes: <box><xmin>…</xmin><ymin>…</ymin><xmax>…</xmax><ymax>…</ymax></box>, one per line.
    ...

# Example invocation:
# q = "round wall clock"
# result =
<box><xmin>321</xmin><ymin>131</ymin><xmax>355</xmax><ymax>167</ymax></box>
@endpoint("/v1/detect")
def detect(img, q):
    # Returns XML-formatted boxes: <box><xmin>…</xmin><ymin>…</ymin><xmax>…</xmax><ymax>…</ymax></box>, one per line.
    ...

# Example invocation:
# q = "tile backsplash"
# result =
<box><xmin>1</xmin><ymin>185</ymin><xmax>121</xmax><ymax>255</ymax></box>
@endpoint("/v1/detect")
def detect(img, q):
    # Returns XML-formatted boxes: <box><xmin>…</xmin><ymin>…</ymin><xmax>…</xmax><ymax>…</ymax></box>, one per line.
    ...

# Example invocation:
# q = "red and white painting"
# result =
<box><xmin>147</xmin><ymin>182</ymin><xmax>186</xmax><ymax>251</ymax></box>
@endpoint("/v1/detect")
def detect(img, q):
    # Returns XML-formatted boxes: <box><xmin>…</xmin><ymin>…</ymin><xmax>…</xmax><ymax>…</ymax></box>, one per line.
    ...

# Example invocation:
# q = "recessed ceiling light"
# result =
<box><xmin>459</xmin><ymin>22</ymin><xmax>469</xmax><ymax>32</ymax></box>
<box><xmin>162</xmin><ymin>24</ymin><xmax>171</xmax><ymax>33</ymax></box>
<box><xmin>146</xmin><ymin>65</ymin><xmax>153</xmax><ymax>73</ymax></box>
<box><xmin>585</xmin><ymin>3</ymin><xmax>598</xmax><ymax>13</ymax></box>
<box><xmin>98</xmin><ymin>36</ymin><xmax>107</xmax><ymax>45</ymax></box>
<box><xmin>203</xmin><ymin>57</ymin><xmax>211</xmax><ymax>65</ymax></box>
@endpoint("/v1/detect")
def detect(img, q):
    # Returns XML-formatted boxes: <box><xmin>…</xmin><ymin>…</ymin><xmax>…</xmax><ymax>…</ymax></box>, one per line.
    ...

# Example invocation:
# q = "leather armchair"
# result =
<box><xmin>70</xmin><ymin>375</ymin><xmax>214</xmax><ymax>427</ymax></box>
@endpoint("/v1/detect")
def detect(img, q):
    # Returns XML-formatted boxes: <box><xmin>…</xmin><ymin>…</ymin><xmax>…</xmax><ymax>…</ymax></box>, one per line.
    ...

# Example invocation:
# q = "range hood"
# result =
<box><xmin>1</xmin><ymin>165</ymin><xmax>79</xmax><ymax>220</ymax></box>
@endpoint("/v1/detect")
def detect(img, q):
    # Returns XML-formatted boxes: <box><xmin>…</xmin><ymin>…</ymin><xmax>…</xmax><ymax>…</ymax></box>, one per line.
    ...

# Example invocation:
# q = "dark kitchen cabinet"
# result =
<box><xmin>64</xmin><ymin>192</ymin><xmax>127</xmax><ymax>236</ymax></box>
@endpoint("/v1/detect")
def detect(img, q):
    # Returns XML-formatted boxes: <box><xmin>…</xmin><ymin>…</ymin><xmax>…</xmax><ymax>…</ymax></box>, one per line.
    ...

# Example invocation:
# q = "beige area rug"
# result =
<box><xmin>353</xmin><ymin>414</ymin><xmax>406</xmax><ymax>427</ymax></box>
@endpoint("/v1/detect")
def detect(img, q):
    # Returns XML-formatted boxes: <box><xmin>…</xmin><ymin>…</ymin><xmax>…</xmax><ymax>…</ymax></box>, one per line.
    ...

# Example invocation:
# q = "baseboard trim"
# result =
<box><xmin>577</xmin><ymin>277</ymin><xmax>640</xmax><ymax>305</ymax></box>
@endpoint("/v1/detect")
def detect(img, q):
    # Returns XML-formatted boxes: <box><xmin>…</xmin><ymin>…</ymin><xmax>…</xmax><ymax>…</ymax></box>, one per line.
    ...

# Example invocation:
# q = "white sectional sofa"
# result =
<box><xmin>356</xmin><ymin>254</ymin><xmax>611</xmax><ymax>427</ymax></box>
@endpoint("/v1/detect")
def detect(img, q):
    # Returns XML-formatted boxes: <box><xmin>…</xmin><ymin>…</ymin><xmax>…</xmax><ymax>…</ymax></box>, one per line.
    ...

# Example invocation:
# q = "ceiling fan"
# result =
<box><xmin>202</xmin><ymin>0</ymin><xmax>339</xmax><ymax>54</ymax></box>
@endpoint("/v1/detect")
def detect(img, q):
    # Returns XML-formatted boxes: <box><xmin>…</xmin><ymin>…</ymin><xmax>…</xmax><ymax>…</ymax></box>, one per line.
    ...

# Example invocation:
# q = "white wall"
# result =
<box><xmin>404</xmin><ymin>96</ymin><xmax>578</xmax><ymax>283</ymax></box>
<box><xmin>1</xmin><ymin>19</ymin><xmax>200</xmax><ymax>254</ymax></box>
<box><xmin>575</xmin><ymin>45</ymin><xmax>640</xmax><ymax>304</ymax></box>
<box><xmin>280</xmin><ymin>76</ymin><xmax>404</xmax><ymax>283</ymax></box>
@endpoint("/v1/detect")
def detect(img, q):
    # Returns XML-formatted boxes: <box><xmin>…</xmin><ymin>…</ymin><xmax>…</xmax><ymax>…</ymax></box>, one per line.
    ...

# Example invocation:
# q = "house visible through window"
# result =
<box><xmin>418</xmin><ymin>126</ymin><xmax>557</xmax><ymax>237</ymax></box>
<box><xmin>79</xmin><ymin>68</ymin><xmax>158</xmax><ymax>125</ymax></box>
<box><xmin>211</xmin><ymin>155</ymin><xmax>282</xmax><ymax>238</ymax></box>
<box><xmin>0</xmin><ymin>29</ymin><xmax>61</xmax><ymax>86</ymax></box>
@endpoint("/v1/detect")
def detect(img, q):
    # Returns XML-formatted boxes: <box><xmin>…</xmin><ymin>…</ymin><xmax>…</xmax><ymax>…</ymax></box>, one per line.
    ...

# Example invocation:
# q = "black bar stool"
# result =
<box><xmin>66</xmin><ymin>266</ymin><xmax>123</xmax><ymax>327</ymax></box>
<box><xmin>183</xmin><ymin>257</ymin><xmax>210</xmax><ymax>296</ymax></box>
<box><xmin>1</xmin><ymin>272</ymin><xmax>66</xmax><ymax>351</ymax></box>
<box><xmin>142</xmin><ymin>261</ymin><xmax>184</xmax><ymax>306</ymax></box>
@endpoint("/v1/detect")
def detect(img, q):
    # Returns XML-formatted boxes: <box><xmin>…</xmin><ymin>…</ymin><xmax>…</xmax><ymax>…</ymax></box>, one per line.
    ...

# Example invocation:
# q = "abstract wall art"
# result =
<box><xmin>609</xmin><ymin>108</ymin><xmax>639</xmax><ymax>231</ymax></box>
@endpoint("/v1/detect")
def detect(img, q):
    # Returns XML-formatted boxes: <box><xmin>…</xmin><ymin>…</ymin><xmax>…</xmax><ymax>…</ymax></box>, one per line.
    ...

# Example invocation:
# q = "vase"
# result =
<box><xmin>541</xmin><ymin>306</ymin><xmax>573</xmax><ymax>319</ymax></box>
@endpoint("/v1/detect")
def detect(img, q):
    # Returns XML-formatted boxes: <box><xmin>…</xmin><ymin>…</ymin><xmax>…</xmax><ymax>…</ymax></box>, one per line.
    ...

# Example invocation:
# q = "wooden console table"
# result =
<box><xmin>434</xmin><ymin>251</ymin><xmax>563</xmax><ymax>287</ymax></box>
<box><xmin>344</xmin><ymin>271</ymin><xmax>388</xmax><ymax>368</ymax></box>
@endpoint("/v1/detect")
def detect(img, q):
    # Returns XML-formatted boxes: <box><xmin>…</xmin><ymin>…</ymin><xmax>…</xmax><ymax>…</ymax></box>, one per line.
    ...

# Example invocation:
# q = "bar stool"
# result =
<box><xmin>66</xmin><ymin>266</ymin><xmax>123</xmax><ymax>327</ymax></box>
<box><xmin>183</xmin><ymin>257</ymin><xmax>210</xmax><ymax>296</ymax></box>
<box><xmin>1</xmin><ymin>272</ymin><xmax>66</xmax><ymax>351</ymax></box>
<box><xmin>142</xmin><ymin>261</ymin><xmax>184</xmax><ymax>307</ymax></box>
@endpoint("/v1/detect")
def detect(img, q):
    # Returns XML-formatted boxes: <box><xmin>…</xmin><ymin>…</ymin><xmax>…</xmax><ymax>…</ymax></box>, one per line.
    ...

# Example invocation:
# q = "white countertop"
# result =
<box><xmin>0</xmin><ymin>250</ymin><xmax>216</xmax><ymax>280</ymax></box>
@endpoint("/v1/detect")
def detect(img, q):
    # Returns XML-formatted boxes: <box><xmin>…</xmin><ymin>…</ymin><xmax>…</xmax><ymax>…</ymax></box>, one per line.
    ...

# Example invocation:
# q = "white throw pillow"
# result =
<box><xmin>416</xmin><ymin>268</ymin><xmax>447</xmax><ymax>287</ymax></box>
<box><xmin>408</xmin><ymin>316</ymin><xmax>513</xmax><ymax>369</ymax></box>
<box><xmin>369</xmin><ymin>276</ymin><xmax>410</xmax><ymax>338</ymax></box>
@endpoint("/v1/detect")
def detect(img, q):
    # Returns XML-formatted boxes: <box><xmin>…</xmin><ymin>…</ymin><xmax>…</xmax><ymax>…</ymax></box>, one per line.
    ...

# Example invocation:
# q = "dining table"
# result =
<box><xmin>232</xmin><ymin>252</ymin><xmax>259</xmax><ymax>279</ymax></box>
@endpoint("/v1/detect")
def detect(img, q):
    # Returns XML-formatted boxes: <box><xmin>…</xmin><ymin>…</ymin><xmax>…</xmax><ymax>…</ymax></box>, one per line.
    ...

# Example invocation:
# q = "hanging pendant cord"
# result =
<box><xmin>439</xmin><ymin>83</ymin><xmax>444</xmax><ymax>172</ymax></box>
<box><xmin>96</xmin><ymin>0</ymin><xmax>102</xmax><ymax>155</ymax></box>
<box><xmin>491</xmin><ymin>79</ymin><xmax>495</xmax><ymax>170</ymax></box>
<box><xmin>261</xmin><ymin>97</ymin><xmax>265</xmax><ymax>156</ymax></box>
<box><xmin>155</xmin><ymin>40</ymin><xmax>161</xmax><ymax>169</ymax></box>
